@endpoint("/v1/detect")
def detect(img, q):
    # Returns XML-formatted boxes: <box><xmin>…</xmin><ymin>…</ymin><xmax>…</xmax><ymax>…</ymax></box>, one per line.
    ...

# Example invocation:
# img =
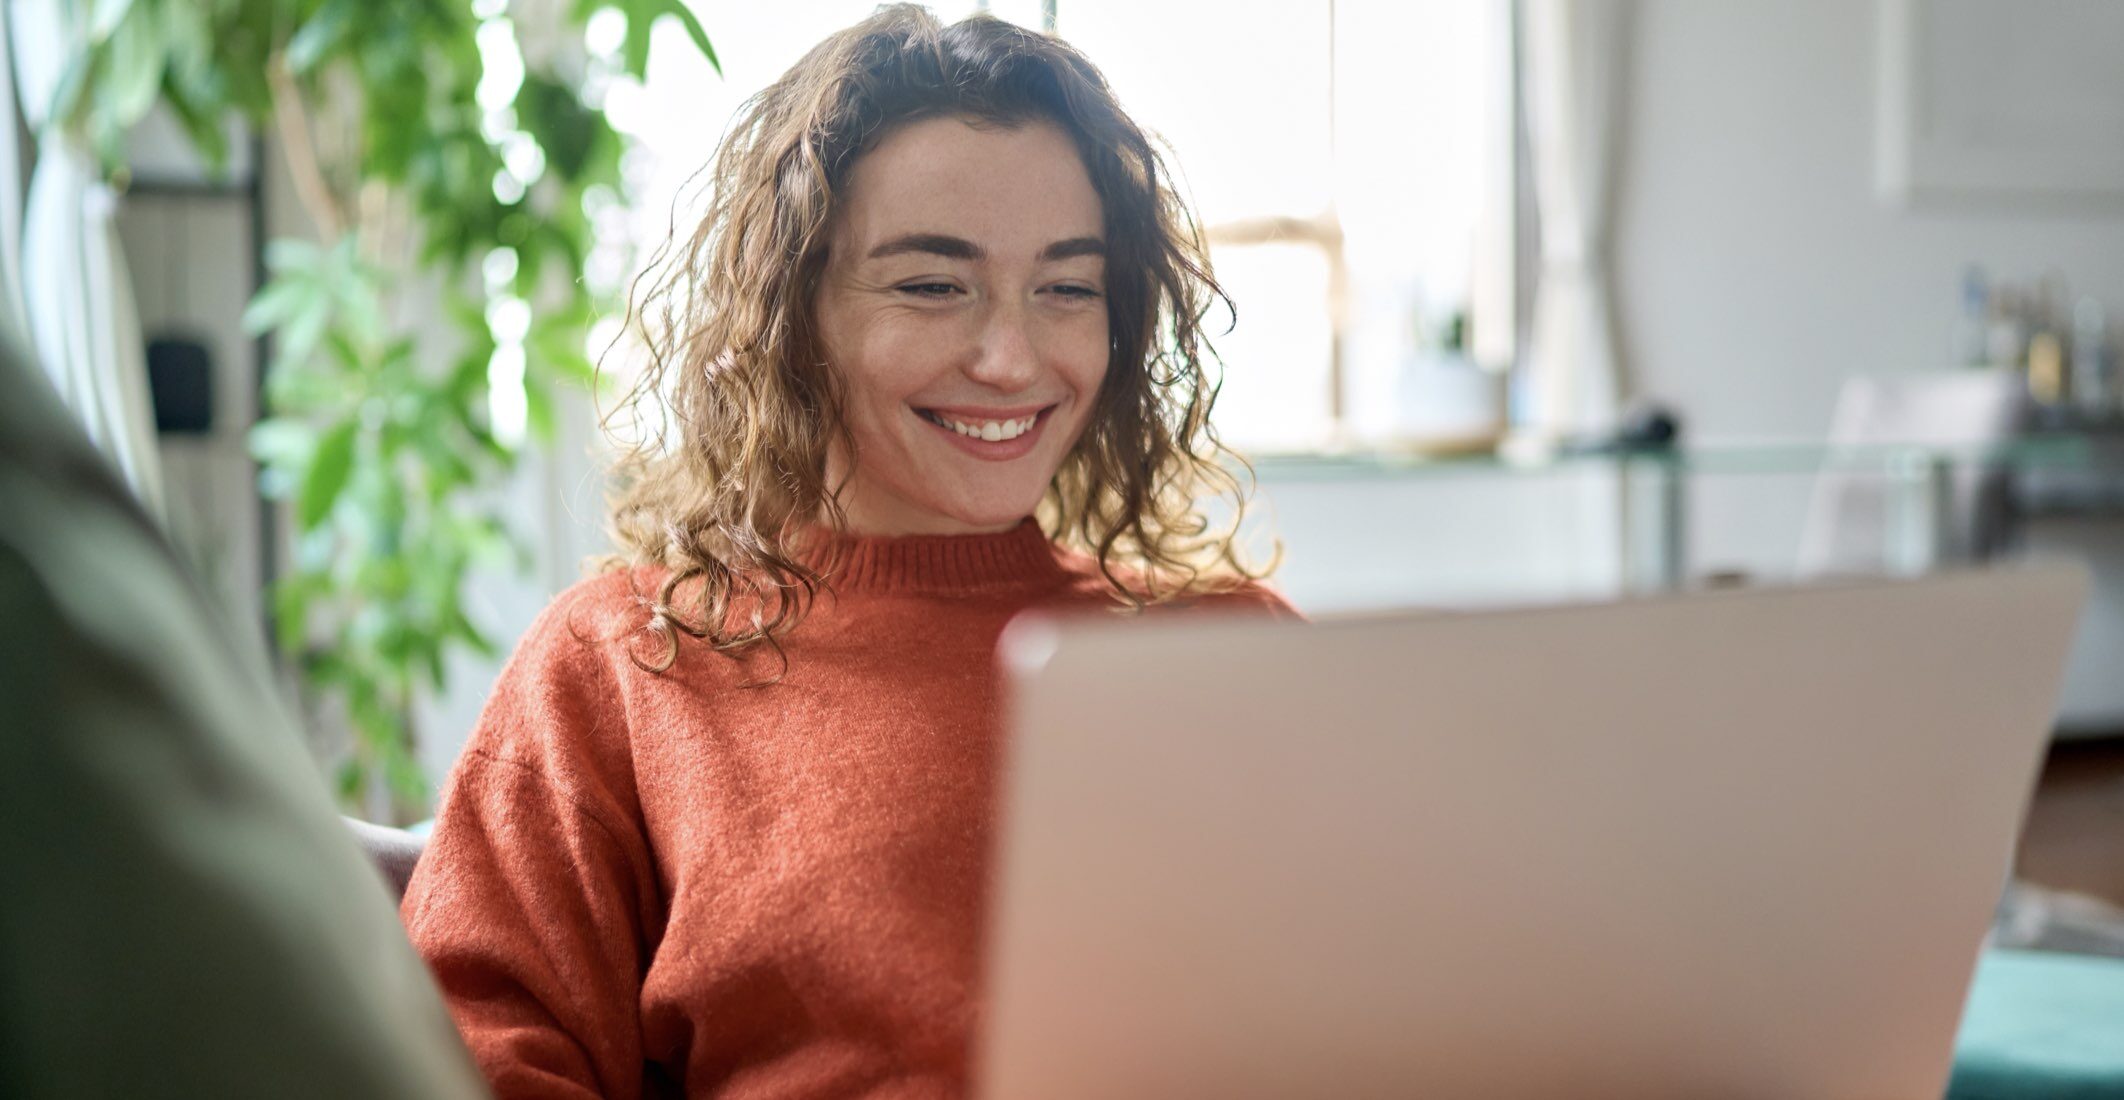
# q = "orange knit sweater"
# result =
<box><xmin>401</xmin><ymin>520</ymin><xmax>1294</xmax><ymax>1098</ymax></box>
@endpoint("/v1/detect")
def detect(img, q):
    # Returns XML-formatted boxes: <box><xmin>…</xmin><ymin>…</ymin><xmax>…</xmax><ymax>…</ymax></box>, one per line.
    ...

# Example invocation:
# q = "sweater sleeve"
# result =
<box><xmin>402</xmin><ymin>585</ymin><xmax>661</xmax><ymax>1100</ymax></box>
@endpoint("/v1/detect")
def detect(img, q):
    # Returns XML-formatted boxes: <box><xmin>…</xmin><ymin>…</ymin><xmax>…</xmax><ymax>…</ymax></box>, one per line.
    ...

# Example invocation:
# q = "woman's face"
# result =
<box><xmin>815</xmin><ymin>114</ymin><xmax>1110</xmax><ymax>536</ymax></box>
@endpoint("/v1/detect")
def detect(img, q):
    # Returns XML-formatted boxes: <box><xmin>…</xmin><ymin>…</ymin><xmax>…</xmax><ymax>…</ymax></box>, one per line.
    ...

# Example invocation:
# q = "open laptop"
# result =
<box><xmin>979</xmin><ymin>563</ymin><xmax>2087</xmax><ymax>1100</ymax></box>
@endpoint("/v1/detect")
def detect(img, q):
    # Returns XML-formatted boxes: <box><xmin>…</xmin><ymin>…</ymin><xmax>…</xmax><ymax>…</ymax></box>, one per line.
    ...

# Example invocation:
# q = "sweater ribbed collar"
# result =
<box><xmin>798</xmin><ymin>516</ymin><xmax>1071</xmax><ymax>595</ymax></box>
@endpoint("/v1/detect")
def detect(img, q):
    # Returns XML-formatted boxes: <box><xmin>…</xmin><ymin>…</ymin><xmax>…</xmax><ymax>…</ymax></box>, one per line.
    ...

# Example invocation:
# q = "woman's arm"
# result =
<box><xmin>402</xmin><ymin>586</ymin><xmax>662</xmax><ymax>1099</ymax></box>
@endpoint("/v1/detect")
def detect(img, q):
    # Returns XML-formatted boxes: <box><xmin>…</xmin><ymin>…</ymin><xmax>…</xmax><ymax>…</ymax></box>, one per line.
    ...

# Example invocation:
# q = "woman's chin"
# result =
<box><xmin>938</xmin><ymin>508</ymin><xmax>1034</xmax><ymax>535</ymax></box>
<box><xmin>928</xmin><ymin>491</ymin><xmax>1044</xmax><ymax>534</ymax></box>
<box><xmin>842</xmin><ymin>492</ymin><xmax>1037</xmax><ymax>537</ymax></box>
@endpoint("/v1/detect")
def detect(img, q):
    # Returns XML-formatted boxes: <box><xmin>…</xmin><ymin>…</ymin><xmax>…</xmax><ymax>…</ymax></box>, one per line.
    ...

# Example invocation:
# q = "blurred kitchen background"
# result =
<box><xmin>12</xmin><ymin>0</ymin><xmax>2124</xmax><ymax>873</ymax></box>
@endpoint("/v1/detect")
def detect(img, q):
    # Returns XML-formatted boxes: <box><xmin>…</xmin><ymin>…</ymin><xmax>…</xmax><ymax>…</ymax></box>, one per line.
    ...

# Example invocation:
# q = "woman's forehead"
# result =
<box><xmin>832</xmin><ymin>116</ymin><xmax>1104</xmax><ymax>260</ymax></box>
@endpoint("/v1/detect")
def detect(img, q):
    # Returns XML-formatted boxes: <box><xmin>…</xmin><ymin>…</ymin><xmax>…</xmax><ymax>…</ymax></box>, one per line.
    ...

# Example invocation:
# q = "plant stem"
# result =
<box><xmin>268</xmin><ymin>54</ymin><xmax>347</xmax><ymax>239</ymax></box>
<box><xmin>357</xmin><ymin>179</ymin><xmax>390</xmax><ymax>267</ymax></box>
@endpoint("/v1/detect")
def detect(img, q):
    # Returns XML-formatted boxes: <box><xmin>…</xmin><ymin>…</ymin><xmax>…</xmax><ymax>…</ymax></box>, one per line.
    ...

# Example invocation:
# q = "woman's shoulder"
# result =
<box><xmin>499</xmin><ymin>568</ymin><xmax>640</xmax><ymax>667</ymax></box>
<box><xmin>452</xmin><ymin>567</ymin><xmax>672</xmax><ymax>812</ymax></box>
<box><xmin>485</xmin><ymin>565</ymin><xmax>685</xmax><ymax>717</ymax></box>
<box><xmin>542</xmin><ymin>565</ymin><xmax>666</xmax><ymax>642</ymax></box>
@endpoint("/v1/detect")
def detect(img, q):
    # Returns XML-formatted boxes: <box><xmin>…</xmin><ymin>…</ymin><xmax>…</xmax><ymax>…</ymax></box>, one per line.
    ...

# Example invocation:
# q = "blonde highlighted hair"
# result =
<box><xmin>603</xmin><ymin>4</ymin><xmax>1268</xmax><ymax>670</ymax></box>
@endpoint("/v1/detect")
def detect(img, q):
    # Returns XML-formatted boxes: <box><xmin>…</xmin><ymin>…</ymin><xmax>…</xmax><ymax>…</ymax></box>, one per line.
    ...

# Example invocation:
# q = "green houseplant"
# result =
<box><xmin>56</xmin><ymin>0</ymin><xmax>717</xmax><ymax>821</ymax></box>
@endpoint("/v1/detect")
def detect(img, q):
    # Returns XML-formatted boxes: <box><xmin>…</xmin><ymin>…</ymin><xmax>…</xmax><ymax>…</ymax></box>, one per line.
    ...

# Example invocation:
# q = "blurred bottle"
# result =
<box><xmin>1987</xmin><ymin>285</ymin><xmax>2029</xmax><ymax>370</ymax></box>
<box><xmin>2029</xmin><ymin>331</ymin><xmax>2068</xmax><ymax>405</ymax></box>
<box><xmin>2029</xmin><ymin>273</ymin><xmax>2071</xmax><ymax>404</ymax></box>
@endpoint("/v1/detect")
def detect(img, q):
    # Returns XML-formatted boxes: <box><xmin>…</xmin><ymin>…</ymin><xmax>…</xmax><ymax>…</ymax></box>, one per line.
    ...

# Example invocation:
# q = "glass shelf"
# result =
<box><xmin>1246</xmin><ymin>435</ymin><xmax>2097</xmax><ymax>482</ymax></box>
<box><xmin>1239</xmin><ymin>433</ymin><xmax>2110</xmax><ymax>592</ymax></box>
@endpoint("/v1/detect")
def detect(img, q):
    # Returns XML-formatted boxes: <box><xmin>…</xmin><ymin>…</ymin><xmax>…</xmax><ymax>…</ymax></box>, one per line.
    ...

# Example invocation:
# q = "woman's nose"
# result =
<box><xmin>965</xmin><ymin>300</ymin><xmax>1040</xmax><ymax>391</ymax></box>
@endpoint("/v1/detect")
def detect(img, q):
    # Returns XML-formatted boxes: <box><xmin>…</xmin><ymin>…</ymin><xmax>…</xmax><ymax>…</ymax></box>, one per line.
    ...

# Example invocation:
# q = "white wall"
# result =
<box><xmin>1617</xmin><ymin>1</ymin><xmax>2124</xmax><ymax>446</ymax></box>
<box><xmin>1612</xmin><ymin>0</ymin><xmax>2124</xmax><ymax>726</ymax></box>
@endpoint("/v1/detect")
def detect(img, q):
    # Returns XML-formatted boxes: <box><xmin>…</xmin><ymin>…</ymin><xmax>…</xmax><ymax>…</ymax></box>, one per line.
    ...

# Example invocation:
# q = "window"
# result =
<box><xmin>607</xmin><ymin>0</ymin><xmax>1516</xmax><ymax>453</ymax></box>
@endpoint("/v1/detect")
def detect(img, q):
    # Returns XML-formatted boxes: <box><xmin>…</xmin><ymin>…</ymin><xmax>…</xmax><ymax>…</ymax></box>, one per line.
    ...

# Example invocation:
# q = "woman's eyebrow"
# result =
<box><xmin>1038</xmin><ymin>236</ymin><xmax>1106</xmax><ymax>262</ymax></box>
<box><xmin>868</xmin><ymin>233</ymin><xmax>982</xmax><ymax>261</ymax></box>
<box><xmin>864</xmin><ymin>234</ymin><xmax>1106</xmax><ymax>262</ymax></box>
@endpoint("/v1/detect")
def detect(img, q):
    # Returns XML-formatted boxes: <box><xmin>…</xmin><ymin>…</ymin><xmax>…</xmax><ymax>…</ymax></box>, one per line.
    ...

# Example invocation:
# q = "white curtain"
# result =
<box><xmin>1521</xmin><ymin>0</ymin><xmax>1631</xmax><ymax>442</ymax></box>
<box><xmin>9</xmin><ymin>0</ymin><xmax>164</xmax><ymax>514</ymax></box>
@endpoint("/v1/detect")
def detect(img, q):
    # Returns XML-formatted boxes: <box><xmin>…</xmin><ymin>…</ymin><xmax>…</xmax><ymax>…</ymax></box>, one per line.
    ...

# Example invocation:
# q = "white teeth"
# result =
<box><xmin>929</xmin><ymin>412</ymin><xmax>1038</xmax><ymax>442</ymax></box>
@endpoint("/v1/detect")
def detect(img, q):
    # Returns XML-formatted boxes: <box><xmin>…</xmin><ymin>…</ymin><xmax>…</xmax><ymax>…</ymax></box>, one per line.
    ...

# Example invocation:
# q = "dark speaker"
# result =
<box><xmin>147</xmin><ymin>336</ymin><xmax>214</xmax><ymax>435</ymax></box>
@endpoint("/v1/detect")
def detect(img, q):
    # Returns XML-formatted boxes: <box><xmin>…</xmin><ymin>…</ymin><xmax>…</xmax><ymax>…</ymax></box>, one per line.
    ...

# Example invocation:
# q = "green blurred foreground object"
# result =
<box><xmin>0</xmin><ymin>337</ymin><xmax>484</xmax><ymax>1096</ymax></box>
<box><xmin>1949</xmin><ymin>949</ymin><xmax>2124</xmax><ymax>1100</ymax></box>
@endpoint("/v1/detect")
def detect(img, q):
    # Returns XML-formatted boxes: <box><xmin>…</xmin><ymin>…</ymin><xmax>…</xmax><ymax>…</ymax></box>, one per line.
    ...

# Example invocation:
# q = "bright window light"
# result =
<box><xmin>473</xmin><ymin>18</ymin><xmax>526</xmax><ymax>112</ymax></box>
<box><xmin>486</xmin><ymin>344</ymin><xmax>528</xmax><ymax>448</ymax></box>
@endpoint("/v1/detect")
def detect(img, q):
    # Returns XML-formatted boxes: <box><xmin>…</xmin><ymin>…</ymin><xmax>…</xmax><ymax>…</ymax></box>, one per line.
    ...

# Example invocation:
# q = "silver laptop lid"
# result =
<box><xmin>982</xmin><ymin>564</ymin><xmax>2085</xmax><ymax>1100</ymax></box>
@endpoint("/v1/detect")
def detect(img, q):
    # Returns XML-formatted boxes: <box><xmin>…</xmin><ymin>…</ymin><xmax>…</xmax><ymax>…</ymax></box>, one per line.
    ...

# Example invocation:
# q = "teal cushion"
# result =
<box><xmin>1948</xmin><ymin>948</ymin><xmax>2124</xmax><ymax>1100</ymax></box>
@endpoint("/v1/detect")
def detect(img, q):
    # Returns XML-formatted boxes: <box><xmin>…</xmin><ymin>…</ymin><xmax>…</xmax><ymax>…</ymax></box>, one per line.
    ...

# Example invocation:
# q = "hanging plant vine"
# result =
<box><xmin>59</xmin><ymin>0</ymin><xmax>717</xmax><ymax>820</ymax></box>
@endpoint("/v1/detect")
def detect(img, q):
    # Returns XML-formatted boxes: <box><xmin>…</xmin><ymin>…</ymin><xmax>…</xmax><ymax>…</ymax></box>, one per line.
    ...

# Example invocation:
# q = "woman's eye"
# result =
<box><xmin>897</xmin><ymin>282</ymin><xmax>962</xmax><ymax>298</ymax></box>
<box><xmin>1047</xmin><ymin>284</ymin><xmax>1103</xmax><ymax>300</ymax></box>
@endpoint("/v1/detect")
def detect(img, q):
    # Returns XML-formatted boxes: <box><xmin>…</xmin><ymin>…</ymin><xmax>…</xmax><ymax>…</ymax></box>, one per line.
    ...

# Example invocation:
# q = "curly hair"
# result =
<box><xmin>602</xmin><ymin>3</ymin><xmax>1270</xmax><ymax>671</ymax></box>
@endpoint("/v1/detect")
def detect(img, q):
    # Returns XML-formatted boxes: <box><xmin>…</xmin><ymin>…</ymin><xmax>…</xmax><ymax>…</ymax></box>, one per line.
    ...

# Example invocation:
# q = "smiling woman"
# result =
<box><xmin>600</xmin><ymin>1</ymin><xmax>1272</xmax><ymax>665</ymax></box>
<box><xmin>400</xmin><ymin>6</ymin><xmax>1295</xmax><ymax>1096</ymax></box>
<box><xmin>816</xmin><ymin>117</ymin><xmax>1111</xmax><ymax>536</ymax></box>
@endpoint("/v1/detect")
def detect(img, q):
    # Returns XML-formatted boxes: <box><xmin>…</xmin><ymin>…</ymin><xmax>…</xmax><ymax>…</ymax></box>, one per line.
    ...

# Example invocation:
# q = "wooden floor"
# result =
<box><xmin>2015</xmin><ymin>736</ymin><xmax>2124</xmax><ymax>908</ymax></box>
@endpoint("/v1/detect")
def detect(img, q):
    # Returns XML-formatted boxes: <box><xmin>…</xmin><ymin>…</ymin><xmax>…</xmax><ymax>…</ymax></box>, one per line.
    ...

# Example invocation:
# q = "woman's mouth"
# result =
<box><xmin>915</xmin><ymin>405</ymin><xmax>1057</xmax><ymax>460</ymax></box>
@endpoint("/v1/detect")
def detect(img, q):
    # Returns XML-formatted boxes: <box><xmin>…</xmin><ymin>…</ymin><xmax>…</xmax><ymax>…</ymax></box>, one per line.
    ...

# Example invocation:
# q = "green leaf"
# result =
<box><xmin>298</xmin><ymin>419</ymin><xmax>360</xmax><ymax>530</ymax></box>
<box><xmin>89</xmin><ymin>0</ymin><xmax>135</xmax><ymax>39</ymax></box>
<box><xmin>324</xmin><ymin>329</ymin><xmax>365</xmax><ymax>372</ymax></box>
<box><xmin>337</xmin><ymin>759</ymin><xmax>364</xmax><ymax>802</ymax></box>
<box><xmin>104</xmin><ymin>11</ymin><xmax>166</xmax><ymax>126</ymax></box>
<box><xmin>285</xmin><ymin>1</ymin><xmax>357</xmax><ymax>75</ymax></box>
<box><xmin>611</xmin><ymin>0</ymin><xmax>720</xmax><ymax>79</ymax></box>
<box><xmin>275</xmin><ymin>300</ymin><xmax>334</xmax><ymax>374</ymax></box>
<box><xmin>515</xmin><ymin>72</ymin><xmax>604</xmax><ymax>182</ymax></box>
<box><xmin>158</xmin><ymin>0</ymin><xmax>213</xmax><ymax>82</ymax></box>
<box><xmin>383</xmin><ymin>747</ymin><xmax>428</xmax><ymax>817</ymax></box>
<box><xmin>445</xmin><ymin>599</ymin><xmax>498</xmax><ymax>658</ymax></box>
<box><xmin>657</xmin><ymin>0</ymin><xmax>720</xmax><ymax>75</ymax></box>
<box><xmin>523</xmin><ymin>374</ymin><xmax>556</xmax><ymax>442</ymax></box>
<box><xmin>324</xmin><ymin>234</ymin><xmax>363</xmax><ymax>271</ymax></box>
<box><xmin>413</xmin><ymin>642</ymin><xmax>442</xmax><ymax>691</ymax></box>
<box><xmin>272</xmin><ymin>578</ymin><xmax>314</xmax><ymax>656</ymax></box>
<box><xmin>265</xmin><ymin>238</ymin><xmax>326</xmax><ymax>275</ymax></box>
<box><xmin>248</xmin><ymin>417</ymin><xmax>318</xmax><ymax>470</ymax></box>
<box><xmin>334</xmin><ymin>268</ymin><xmax>387</xmax><ymax>345</ymax></box>
<box><xmin>158</xmin><ymin>74</ymin><xmax>231</xmax><ymax>169</ymax></box>
<box><xmin>242</xmin><ymin>275</ymin><xmax>317</xmax><ymax>335</ymax></box>
<box><xmin>619</xmin><ymin>0</ymin><xmax>653</xmax><ymax>79</ymax></box>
